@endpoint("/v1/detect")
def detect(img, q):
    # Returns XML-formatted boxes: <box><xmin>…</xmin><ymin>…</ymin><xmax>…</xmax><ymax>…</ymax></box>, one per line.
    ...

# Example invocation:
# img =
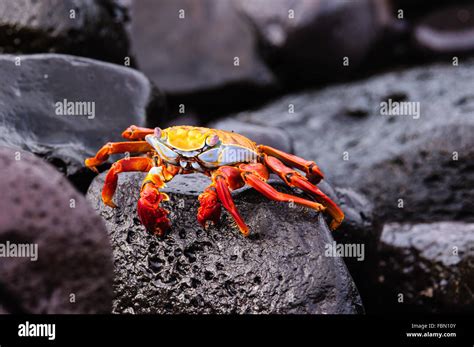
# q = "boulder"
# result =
<box><xmin>413</xmin><ymin>4</ymin><xmax>474</xmax><ymax>55</ymax></box>
<box><xmin>87</xmin><ymin>172</ymin><xmax>364</xmax><ymax>314</ymax></box>
<box><xmin>330</xmin><ymin>186</ymin><xmax>383</xmax><ymax>311</ymax></box>
<box><xmin>0</xmin><ymin>54</ymin><xmax>165</xmax><ymax>191</ymax></box>
<box><xmin>392</xmin><ymin>0</ymin><xmax>473</xmax><ymax>20</ymax></box>
<box><xmin>0</xmin><ymin>147</ymin><xmax>113</xmax><ymax>313</ymax></box>
<box><xmin>376</xmin><ymin>222</ymin><xmax>474</xmax><ymax>312</ymax></box>
<box><xmin>0</xmin><ymin>0</ymin><xmax>131</xmax><ymax>64</ymax></box>
<box><xmin>129</xmin><ymin>0</ymin><xmax>278</xmax><ymax>117</ymax></box>
<box><xmin>234</xmin><ymin>0</ymin><xmax>379</xmax><ymax>85</ymax></box>
<box><xmin>228</xmin><ymin>59</ymin><xmax>474</xmax><ymax>223</ymax></box>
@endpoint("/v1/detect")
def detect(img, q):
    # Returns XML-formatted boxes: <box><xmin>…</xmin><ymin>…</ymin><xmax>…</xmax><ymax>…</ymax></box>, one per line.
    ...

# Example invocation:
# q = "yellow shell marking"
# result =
<box><xmin>164</xmin><ymin>126</ymin><xmax>212</xmax><ymax>151</ymax></box>
<box><xmin>163</xmin><ymin>126</ymin><xmax>257</xmax><ymax>152</ymax></box>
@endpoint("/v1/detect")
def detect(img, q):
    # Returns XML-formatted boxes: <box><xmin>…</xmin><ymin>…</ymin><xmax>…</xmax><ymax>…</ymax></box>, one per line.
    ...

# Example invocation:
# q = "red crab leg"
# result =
<box><xmin>210</xmin><ymin>166</ymin><xmax>249</xmax><ymax>236</ymax></box>
<box><xmin>263</xmin><ymin>155</ymin><xmax>344</xmax><ymax>230</ymax></box>
<box><xmin>85</xmin><ymin>141</ymin><xmax>152</xmax><ymax>172</ymax></box>
<box><xmin>137</xmin><ymin>165</ymin><xmax>176</xmax><ymax>236</ymax></box>
<box><xmin>258</xmin><ymin>145</ymin><xmax>324</xmax><ymax>184</ymax></box>
<box><xmin>102</xmin><ymin>157</ymin><xmax>154</xmax><ymax>208</ymax></box>
<box><xmin>197</xmin><ymin>187</ymin><xmax>221</xmax><ymax>229</ymax></box>
<box><xmin>242</xmin><ymin>172</ymin><xmax>326</xmax><ymax>213</ymax></box>
<box><xmin>121</xmin><ymin>125</ymin><xmax>155</xmax><ymax>140</ymax></box>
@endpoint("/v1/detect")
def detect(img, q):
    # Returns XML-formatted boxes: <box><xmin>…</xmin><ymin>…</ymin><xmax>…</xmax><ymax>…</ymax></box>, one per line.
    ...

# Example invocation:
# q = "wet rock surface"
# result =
<box><xmin>330</xmin><ymin>186</ymin><xmax>382</xmax><ymax>311</ymax></box>
<box><xmin>376</xmin><ymin>222</ymin><xmax>474</xmax><ymax>312</ymax></box>
<box><xmin>413</xmin><ymin>4</ymin><xmax>474</xmax><ymax>55</ymax></box>
<box><xmin>0</xmin><ymin>0</ymin><xmax>131</xmax><ymax>64</ymax></box>
<box><xmin>229</xmin><ymin>59</ymin><xmax>474</xmax><ymax>223</ymax></box>
<box><xmin>393</xmin><ymin>0</ymin><xmax>474</xmax><ymax>20</ymax></box>
<box><xmin>87</xmin><ymin>172</ymin><xmax>364</xmax><ymax>314</ymax></box>
<box><xmin>130</xmin><ymin>0</ymin><xmax>278</xmax><ymax>117</ymax></box>
<box><xmin>332</xmin><ymin>187</ymin><xmax>380</xmax><ymax>251</ymax></box>
<box><xmin>235</xmin><ymin>0</ymin><xmax>379</xmax><ymax>85</ymax></box>
<box><xmin>0</xmin><ymin>147</ymin><xmax>113</xmax><ymax>314</ymax></box>
<box><xmin>0</xmin><ymin>54</ymin><xmax>165</xmax><ymax>189</ymax></box>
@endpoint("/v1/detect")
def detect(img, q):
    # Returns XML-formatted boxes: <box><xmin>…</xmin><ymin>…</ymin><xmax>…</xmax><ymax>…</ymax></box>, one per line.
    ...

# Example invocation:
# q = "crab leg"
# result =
<box><xmin>121</xmin><ymin>125</ymin><xmax>155</xmax><ymax>140</ymax></box>
<box><xmin>242</xmin><ymin>171</ymin><xmax>326</xmax><ymax>213</ymax></box>
<box><xmin>197</xmin><ymin>186</ymin><xmax>222</xmax><ymax>229</ymax></box>
<box><xmin>85</xmin><ymin>141</ymin><xmax>152</xmax><ymax>171</ymax></box>
<box><xmin>263</xmin><ymin>155</ymin><xmax>344</xmax><ymax>230</ymax></box>
<box><xmin>138</xmin><ymin>165</ymin><xmax>177</xmax><ymax>236</ymax></box>
<box><xmin>258</xmin><ymin>145</ymin><xmax>324</xmax><ymax>184</ymax></box>
<box><xmin>102</xmin><ymin>157</ymin><xmax>153</xmax><ymax>208</ymax></box>
<box><xmin>210</xmin><ymin>166</ymin><xmax>248</xmax><ymax>236</ymax></box>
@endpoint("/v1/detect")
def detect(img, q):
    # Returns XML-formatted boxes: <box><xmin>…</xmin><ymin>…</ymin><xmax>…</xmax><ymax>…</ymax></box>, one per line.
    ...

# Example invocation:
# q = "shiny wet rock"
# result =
<box><xmin>376</xmin><ymin>222</ymin><xmax>474</xmax><ymax>312</ymax></box>
<box><xmin>0</xmin><ymin>0</ymin><xmax>131</xmax><ymax>64</ymax></box>
<box><xmin>0</xmin><ymin>54</ymin><xmax>165</xmax><ymax>189</ymax></box>
<box><xmin>87</xmin><ymin>172</ymin><xmax>364</xmax><ymax>314</ymax></box>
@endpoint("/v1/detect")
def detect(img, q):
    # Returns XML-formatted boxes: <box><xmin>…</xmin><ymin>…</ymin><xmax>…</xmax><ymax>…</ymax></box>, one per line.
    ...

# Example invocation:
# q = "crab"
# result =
<box><xmin>85</xmin><ymin>125</ymin><xmax>344</xmax><ymax>236</ymax></box>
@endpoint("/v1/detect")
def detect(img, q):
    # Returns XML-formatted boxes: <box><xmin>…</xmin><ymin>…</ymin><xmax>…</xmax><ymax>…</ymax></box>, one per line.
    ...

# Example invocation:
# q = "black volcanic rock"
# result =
<box><xmin>0</xmin><ymin>147</ymin><xmax>113</xmax><ymax>314</ymax></box>
<box><xmin>330</xmin><ymin>186</ymin><xmax>382</xmax><ymax>311</ymax></box>
<box><xmin>227</xmin><ymin>59</ymin><xmax>474</xmax><ymax>223</ymax></box>
<box><xmin>87</xmin><ymin>172</ymin><xmax>364</xmax><ymax>314</ymax></box>
<box><xmin>130</xmin><ymin>0</ymin><xmax>278</xmax><ymax>117</ymax></box>
<box><xmin>392</xmin><ymin>0</ymin><xmax>474</xmax><ymax>21</ymax></box>
<box><xmin>413</xmin><ymin>4</ymin><xmax>474</xmax><ymax>55</ymax></box>
<box><xmin>0</xmin><ymin>54</ymin><xmax>165</xmax><ymax>189</ymax></box>
<box><xmin>234</xmin><ymin>0</ymin><xmax>379</xmax><ymax>85</ymax></box>
<box><xmin>376</xmin><ymin>222</ymin><xmax>474</xmax><ymax>312</ymax></box>
<box><xmin>0</xmin><ymin>0</ymin><xmax>131</xmax><ymax>64</ymax></box>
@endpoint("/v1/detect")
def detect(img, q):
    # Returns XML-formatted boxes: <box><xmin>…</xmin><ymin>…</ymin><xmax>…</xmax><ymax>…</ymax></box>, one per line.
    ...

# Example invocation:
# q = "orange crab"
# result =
<box><xmin>85</xmin><ymin>125</ymin><xmax>344</xmax><ymax>236</ymax></box>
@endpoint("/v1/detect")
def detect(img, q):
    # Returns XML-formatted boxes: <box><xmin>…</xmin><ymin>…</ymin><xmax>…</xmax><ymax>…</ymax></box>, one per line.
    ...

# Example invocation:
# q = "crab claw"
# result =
<box><xmin>137</xmin><ymin>183</ymin><xmax>171</xmax><ymax>236</ymax></box>
<box><xmin>306</xmin><ymin>163</ymin><xmax>324</xmax><ymax>184</ymax></box>
<box><xmin>197</xmin><ymin>187</ymin><xmax>221</xmax><ymax>229</ymax></box>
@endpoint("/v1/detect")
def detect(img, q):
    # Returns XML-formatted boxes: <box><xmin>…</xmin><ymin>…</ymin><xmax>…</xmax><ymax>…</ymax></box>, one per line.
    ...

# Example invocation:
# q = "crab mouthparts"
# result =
<box><xmin>175</xmin><ymin>149</ymin><xmax>201</xmax><ymax>158</ymax></box>
<box><xmin>178</xmin><ymin>158</ymin><xmax>203</xmax><ymax>171</ymax></box>
<box><xmin>179</xmin><ymin>159</ymin><xmax>190</xmax><ymax>169</ymax></box>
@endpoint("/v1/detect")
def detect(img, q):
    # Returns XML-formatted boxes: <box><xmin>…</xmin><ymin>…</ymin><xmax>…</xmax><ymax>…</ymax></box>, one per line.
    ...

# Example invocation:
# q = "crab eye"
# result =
<box><xmin>155</xmin><ymin>127</ymin><xmax>167</xmax><ymax>140</ymax></box>
<box><xmin>206</xmin><ymin>134</ymin><xmax>220</xmax><ymax>147</ymax></box>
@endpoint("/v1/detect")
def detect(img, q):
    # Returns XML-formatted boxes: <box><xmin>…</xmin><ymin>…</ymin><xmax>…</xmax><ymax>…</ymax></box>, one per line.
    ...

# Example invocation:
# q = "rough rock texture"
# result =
<box><xmin>312</xmin><ymin>180</ymin><xmax>383</xmax><ymax>311</ymax></box>
<box><xmin>87</xmin><ymin>172</ymin><xmax>364</xmax><ymax>314</ymax></box>
<box><xmin>413</xmin><ymin>4</ymin><xmax>474</xmax><ymax>55</ymax></box>
<box><xmin>376</xmin><ymin>222</ymin><xmax>474</xmax><ymax>312</ymax></box>
<box><xmin>228</xmin><ymin>59</ymin><xmax>474</xmax><ymax>223</ymax></box>
<box><xmin>330</xmin><ymin>186</ymin><xmax>382</xmax><ymax>311</ymax></box>
<box><xmin>0</xmin><ymin>0</ymin><xmax>131</xmax><ymax>64</ymax></box>
<box><xmin>130</xmin><ymin>0</ymin><xmax>278</xmax><ymax>117</ymax></box>
<box><xmin>0</xmin><ymin>147</ymin><xmax>113</xmax><ymax>314</ymax></box>
<box><xmin>310</xmin><ymin>180</ymin><xmax>381</xmax><ymax>260</ymax></box>
<box><xmin>0</xmin><ymin>54</ymin><xmax>165</xmax><ymax>189</ymax></box>
<box><xmin>235</xmin><ymin>0</ymin><xmax>379</xmax><ymax>85</ymax></box>
<box><xmin>332</xmin><ymin>187</ymin><xmax>380</xmax><ymax>250</ymax></box>
<box><xmin>210</xmin><ymin>118</ymin><xmax>294</xmax><ymax>153</ymax></box>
